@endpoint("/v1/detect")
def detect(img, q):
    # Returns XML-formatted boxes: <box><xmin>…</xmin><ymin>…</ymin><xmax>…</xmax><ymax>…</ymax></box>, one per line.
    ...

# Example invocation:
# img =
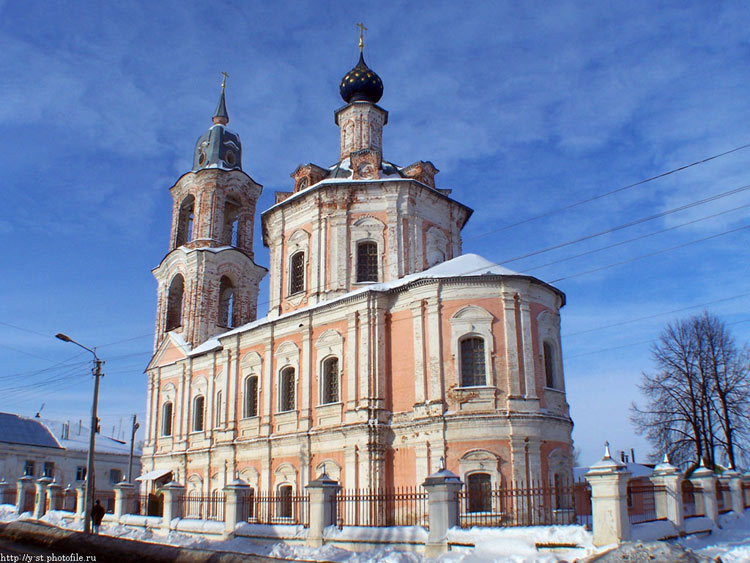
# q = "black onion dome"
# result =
<box><xmin>339</xmin><ymin>52</ymin><xmax>384</xmax><ymax>104</ymax></box>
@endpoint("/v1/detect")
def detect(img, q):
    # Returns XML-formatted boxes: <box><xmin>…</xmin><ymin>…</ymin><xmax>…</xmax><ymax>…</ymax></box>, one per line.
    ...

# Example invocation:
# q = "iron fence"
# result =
<box><xmin>628</xmin><ymin>483</ymin><xmax>663</xmax><ymax>524</ymax></box>
<box><xmin>241</xmin><ymin>491</ymin><xmax>309</xmax><ymax>527</ymax></box>
<box><xmin>182</xmin><ymin>493</ymin><xmax>225</xmax><ymax>521</ymax></box>
<box><xmin>134</xmin><ymin>493</ymin><xmax>163</xmax><ymax>516</ymax></box>
<box><xmin>93</xmin><ymin>490</ymin><xmax>115</xmax><ymax>514</ymax></box>
<box><xmin>334</xmin><ymin>487</ymin><xmax>428</xmax><ymax>528</ymax></box>
<box><xmin>457</xmin><ymin>479</ymin><xmax>579</xmax><ymax>528</ymax></box>
<box><xmin>682</xmin><ymin>483</ymin><xmax>704</xmax><ymax>518</ymax></box>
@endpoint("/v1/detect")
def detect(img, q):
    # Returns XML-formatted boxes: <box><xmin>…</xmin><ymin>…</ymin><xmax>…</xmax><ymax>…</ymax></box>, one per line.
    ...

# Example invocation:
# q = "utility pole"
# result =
<box><xmin>56</xmin><ymin>333</ymin><xmax>104</xmax><ymax>535</ymax></box>
<box><xmin>128</xmin><ymin>414</ymin><xmax>140</xmax><ymax>482</ymax></box>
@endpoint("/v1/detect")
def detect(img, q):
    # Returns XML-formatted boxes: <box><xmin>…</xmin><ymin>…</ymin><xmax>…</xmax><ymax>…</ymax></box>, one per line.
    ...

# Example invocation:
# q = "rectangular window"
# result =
<box><xmin>290</xmin><ymin>252</ymin><xmax>305</xmax><ymax>294</ymax></box>
<box><xmin>109</xmin><ymin>469</ymin><xmax>122</xmax><ymax>483</ymax></box>
<box><xmin>356</xmin><ymin>242</ymin><xmax>378</xmax><ymax>282</ymax></box>
<box><xmin>280</xmin><ymin>368</ymin><xmax>295</xmax><ymax>412</ymax></box>
<box><xmin>24</xmin><ymin>461</ymin><xmax>34</xmax><ymax>477</ymax></box>
<box><xmin>76</xmin><ymin>466</ymin><xmax>87</xmax><ymax>481</ymax></box>
<box><xmin>322</xmin><ymin>358</ymin><xmax>339</xmax><ymax>404</ymax></box>
<box><xmin>245</xmin><ymin>376</ymin><xmax>258</xmax><ymax>417</ymax></box>
<box><xmin>43</xmin><ymin>462</ymin><xmax>54</xmax><ymax>478</ymax></box>
<box><xmin>460</xmin><ymin>337</ymin><xmax>486</xmax><ymax>387</ymax></box>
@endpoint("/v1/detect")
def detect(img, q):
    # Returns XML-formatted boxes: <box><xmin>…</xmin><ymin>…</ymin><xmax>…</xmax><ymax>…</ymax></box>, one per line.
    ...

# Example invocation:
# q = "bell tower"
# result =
<box><xmin>152</xmin><ymin>77</ymin><xmax>267</xmax><ymax>349</ymax></box>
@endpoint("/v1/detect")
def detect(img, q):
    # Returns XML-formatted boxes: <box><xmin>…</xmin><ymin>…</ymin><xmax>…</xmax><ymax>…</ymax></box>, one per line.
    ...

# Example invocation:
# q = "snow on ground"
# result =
<box><xmin>2</xmin><ymin>505</ymin><xmax>749</xmax><ymax>562</ymax></box>
<box><xmin>676</xmin><ymin>509</ymin><xmax>750</xmax><ymax>563</ymax></box>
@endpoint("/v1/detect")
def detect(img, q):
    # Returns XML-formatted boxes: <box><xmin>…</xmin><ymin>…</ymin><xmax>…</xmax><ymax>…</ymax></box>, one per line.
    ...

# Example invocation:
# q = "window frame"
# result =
<box><xmin>320</xmin><ymin>356</ymin><xmax>340</xmax><ymax>405</ymax></box>
<box><xmin>244</xmin><ymin>375</ymin><xmax>259</xmax><ymax>418</ymax></box>
<box><xmin>543</xmin><ymin>340</ymin><xmax>556</xmax><ymax>389</ymax></box>
<box><xmin>192</xmin><ymin>395</ymin><xmax>205</xmax><ymax>432</ymax></box>
<box><xmin>466</xmin><ymin>472</ymin><xmax>492</xmax><ymax>513</ymax></box>
<box><xmin>279</xmin><ymin>367</ymin><xmax>296</xmax><ymax>412</ymax></box>
<box><xmin>165</xmin><ymin>274</ymin><xmax>185</xmax><ymax>331</ymax></box>
<box><xmin>458</xmin><ymin>336</ymin><xmax>487</xmax><ymax>388</ymax></box>
<box><xmin>289</xmin><ymin>251</ymin><xmax>305</xmax><ymax>295</ymax></box>
<box><xmin>161</xmin><ymin>401</ymin><xmax>173</xmax><ymax>436</ymax></box>
<box><xmin>356</xmin><ymin>240</ymin><xmax>379</xmax><ymax>283</ymax></box>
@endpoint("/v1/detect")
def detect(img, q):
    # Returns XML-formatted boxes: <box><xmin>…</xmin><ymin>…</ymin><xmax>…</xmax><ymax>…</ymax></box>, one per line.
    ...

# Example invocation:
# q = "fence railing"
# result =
<box><xmin>134</xmin><ymin>493</ymin><xmax>163</xmax><ymax>516</ymax></box>
<box><xmin>682</xmin><ymin>484</ymin><xmax>704</xmax><ymax>518</ymax></box>
<box><xmin>334</xmin><ymin>487</ymin><xmax>428</xmax><ymax>528</ymax></box>
<box><xmin>241</xmin><ymin>492</ymin><xmax>309</xmax><ymax>527</ymax></box>
<box><xmin>628</xmin><ymin>483</ymin><xmax>663</xmax><ymax>524</ymax></box>
<box><xmin>0</xmin><ymin>486</ymin><xmax>17</xmax><ymax>506</ymax></box>
<box><xmin>457</xmin><ymin>480</ymin><xmax>580</xmax><ymax>528</ymax></box>
<box><xmin>93</xmin><ymin>490</ymin><xmax>115</xmax><ymax>514</ymax></box>
<box><xmin>182</xmin><ymin>494</ymin><xmax>225</xmax><ymax>521</ymax></box>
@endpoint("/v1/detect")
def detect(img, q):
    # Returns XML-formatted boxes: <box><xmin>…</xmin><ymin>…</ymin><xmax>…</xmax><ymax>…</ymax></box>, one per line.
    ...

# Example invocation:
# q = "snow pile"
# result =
<box><xmin>0</xmin><ymin>505</ymin><xmax>22</xmax><ymax>522</ymax></box>
<box><xmin>677</xmin><ymin>508</ymin><xmax>750</xmax><ymax>563</ymax></box>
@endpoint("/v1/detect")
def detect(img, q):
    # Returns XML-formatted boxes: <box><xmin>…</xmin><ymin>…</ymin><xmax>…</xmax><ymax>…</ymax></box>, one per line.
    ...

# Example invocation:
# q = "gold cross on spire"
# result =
<box><xmin>221</xmin><ymin>71</ymin><xmax>229</xmax><ymax>92</ymax></box>
<box><xmin>357</xmin><ymin>22</ymin><xmax>367</xmax><ymax>51</ymax></box>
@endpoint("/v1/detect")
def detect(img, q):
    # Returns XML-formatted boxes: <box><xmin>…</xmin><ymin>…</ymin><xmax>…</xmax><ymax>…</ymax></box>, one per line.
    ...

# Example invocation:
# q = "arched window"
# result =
<box><xmin>321</xmin><ymin>357</ymin><xmax>339</xmax><ymax>404</ymax></box>
<box><xmin>176</xmin><ymin>195</ymin><xmax>195</xmax><ymax>247</ymax></box>
<box><xmin>218</xmin><ymin>276</ymin><xmax>235</xmax><ymax>328</ymax></box>
<box><xmin>215</xmin><ymin>390</ymin><xmax>222</xmax><ymax>427</ymax></box>
<box><xmin>192</xmin><ymin>395</ymin><xmax>205</xmax><ymax>432</ymax></box>
<box><xmin>289</xmin><ymin>252</ymin><xmax>305</xmax><ymax>294</ymax></box>
<box><xmin>161</xmin><ymin>402</ymin><xmax>173</xmax><ymax>436</ymax></box>
<box><xmin>278</xmin><ymin>484</ymin><xmax>293</xmax><ymax>518</ymax></box>
<box><xmin>165</xmin><ymin>274</ymin><xmax>184</xmax><ymax>331</ymax></box>
<box><xmin>356</xmin><ymin>241</ymin><xmax>378</xmax><ymax>282</ymax></box>
<box><xmin>460</xmin><ymin>337</ymin><xmax>486</xmax><ymax>387</ymax></box>
<box><xmin>543</xmin><ymin>341</ymin><xmax>556</xmax><ymax>389</ymax></box>
<box><xmin>467</xmin><ymin>473</ymin><xmax>492</xmax><ymax>513</ymax></box>
<box><xmin>223</xmin><ymin>199</ymin><xmax>240</xmax><ymax>247</ymax></box>
<box><xmin>280</xmin><ymin>367</ymin><xmax>295</xmax><ymax>412</ymax></box>
<box><xmin>244</xmin><ymin>375</ymin><xmax>258</xmax><ymax>418</ymax></box>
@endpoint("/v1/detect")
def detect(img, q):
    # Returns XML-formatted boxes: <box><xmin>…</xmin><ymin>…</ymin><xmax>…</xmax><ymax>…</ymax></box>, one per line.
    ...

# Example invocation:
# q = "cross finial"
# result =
<box><xmin>221</xmin><ymin>71</ymin><xmax>229</xmax><ymax>92</ymax></box>
<box><xmin>357</xmin><ymin>22</ymin><xmax>367</xmax><ymax>52</ymax></box>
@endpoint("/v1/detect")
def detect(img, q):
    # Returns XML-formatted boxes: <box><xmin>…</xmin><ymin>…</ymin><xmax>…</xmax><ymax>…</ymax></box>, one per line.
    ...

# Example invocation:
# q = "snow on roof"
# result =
<box><xmin>574</xmin><ymin>461</ymin><xmax>654</xmax><ymax>479</ymax></box>
<box><xmin>188</xmin><ymin>254</ymin><xmax>528</xmax><ymax>356</ymax></box>
<box><xmin>0</xmin><ymin>413</ymin><xmax>61</xmax><ymax>449</ymax></box>
<box><xmin>40</xmin><ymin>418</ymin><xmax>139</xmax><ymax>456</ymax></box>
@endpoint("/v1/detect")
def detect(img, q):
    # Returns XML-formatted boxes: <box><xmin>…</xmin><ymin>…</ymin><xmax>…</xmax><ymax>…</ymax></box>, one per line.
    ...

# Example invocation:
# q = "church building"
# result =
<box><xmin>142</xmin><ymin>40</ymin><xmax>574</xmax><ymax>499</ymax></box>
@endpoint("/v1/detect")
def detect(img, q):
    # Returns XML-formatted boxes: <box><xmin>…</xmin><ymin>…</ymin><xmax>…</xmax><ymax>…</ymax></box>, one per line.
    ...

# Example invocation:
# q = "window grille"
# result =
<box><xmin>357</xmin><ymin>241</ymin><xmax>378</xmax><ymax>282</ymax></box>
<box><xmin>193</xmin><ymin>395</ymin><xmax>205</xmax><ymax>432</ymax></box>
<box><xmin>467</xmin><ymin>473</ymin><xmax>492</xmax><ymax>513</ymax></box>
<box><xmin>162</xmin><ymin>402</ymin><xmax>173</xmax><ymax>436</ymax></box>
<box><xmin>278</xmin><ymin>485</ymin><xmax>293</xmax><ymax>518</ymax></box>
<box><xmin>460</xmin><ymin>337</ymin><xmax>486</xmax><ymax>387</ymax></box>
<box><xmin>290</xmin><ymin>252</ymin><xmax>305</xmax><ymax>294</ymax></box>
<box><xmin>280</xmin><ymin>368</ymin><xmax>295</xmax><ymax>411</ymax></box>
<box><xmin>245</xmin><ymin>376</ymin><xmax>258</xmax><ymax>417</ymax></box>
<box><xmin>543</xmin><ymin>342</ymin><xmax>555</xmax><ymax>388</ymax></box>
<box><xmin>322</xmin><ymin>358</ymin><xmax>339</xmax><ymax>404</ymax></box>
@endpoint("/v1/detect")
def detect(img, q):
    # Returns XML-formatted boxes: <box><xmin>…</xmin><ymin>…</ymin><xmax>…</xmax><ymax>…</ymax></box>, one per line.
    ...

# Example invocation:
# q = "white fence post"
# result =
<box><xmin>114</xmin><ymin>481</ymin><xmax>135</xmax><ymax>521</ymax></box>
<box><xmin>75</xmin><ymin>484</ymin><xmax>86</xmax><ymax>520</ymax></box>
<box><xmin>32</xmin><ymin>477</ymin><xmax>52</xmax><ymax>519</ymax></box>
<box><xmin>306</xmin><ymin>472</ymin><xmax>340</xmax><ymax>547</ymax></box>
<box><xmin>649</xmin><ymin>455</ymin><xmax>683</xmax><ymax>533</ymax></box>
<box><xmin>15</xmin><ymin>476</ymin><xmax>34</xmax><ymax>514</ymax></box>
<box><xmin>159</xmin><ymin>481</ymin><xmax>186</xmax><ymax>532</ymax></box>
<box><xmin>724</xmin><ymin>470</ymin><xmax>744</xmax><ymax>515</ymax></box>
<box><xmin>422</xmin><ymin>467</ymin><xmax>463</xmax><ymax>557</ymax></box>
<box><xmin>223</xmin><ymin>478</ymin><xmax>251</xmax><ymax>538</ymax></box>
<box><xmin>690</xmin><ymin>463</ymin><xmax>718</xmax><ymax>527</ymax></box>
<box><xmin>46</xmin><ymin>482</ymin><xmax>64</xmax><ymax>511</ymax></box>
<box><xmin>584</xmin><ymin>442</ymin><xmax>631</xmax><ymax>546</ymax></box>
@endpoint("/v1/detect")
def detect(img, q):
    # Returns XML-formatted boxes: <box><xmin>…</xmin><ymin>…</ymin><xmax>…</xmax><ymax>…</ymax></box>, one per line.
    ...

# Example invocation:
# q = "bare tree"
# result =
<box><xmin>631</xmin><ymin>312</ymin><xmax>749</xmax><ymax>469</ymax></box>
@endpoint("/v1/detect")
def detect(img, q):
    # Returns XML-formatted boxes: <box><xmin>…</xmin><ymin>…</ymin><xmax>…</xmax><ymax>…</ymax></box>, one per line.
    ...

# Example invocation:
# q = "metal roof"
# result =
<box><xmin>0</xmin><ymin>412</ymin><xmax>62</xmax><ymax>449</ymax></box>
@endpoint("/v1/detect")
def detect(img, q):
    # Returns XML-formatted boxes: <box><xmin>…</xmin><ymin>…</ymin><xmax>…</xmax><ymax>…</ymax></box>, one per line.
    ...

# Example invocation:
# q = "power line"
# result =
<box><xmin>563</xmin><ymin>293</ymin><xmax>750</xmax><ymax>337</ymax></box>
<box><xmin>500</xmin><ymin>184</ymin><xmax>750</xmax><ymax>265</ymax></box>
<box><xmin>466</xmin><ymin>142</ymin><xmax>750</xmax><ymax>241</ymax></box>
<box><xmin>522</xmin><ymin>204</ymin><xmax>749</xmax><ymax>273</ymax></box>
<box><xmin>549</xmin><ymin>224</ymin><xmax>749</xmax><ymax>284</ymax></box>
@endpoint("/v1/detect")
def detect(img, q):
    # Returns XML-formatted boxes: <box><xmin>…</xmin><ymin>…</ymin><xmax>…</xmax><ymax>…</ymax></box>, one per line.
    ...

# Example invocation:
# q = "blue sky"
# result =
<box><xmin>1</xmin><ymin>1</ymin><xmax>748</xmax><ymax>468</ymax></box>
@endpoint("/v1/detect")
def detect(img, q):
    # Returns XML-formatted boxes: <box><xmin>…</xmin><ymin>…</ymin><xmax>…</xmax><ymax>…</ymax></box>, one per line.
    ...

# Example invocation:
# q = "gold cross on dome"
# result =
<box><xmin>357</xmin><ymin>22</ymin><xmax>368</xmax><ymax>51</ymax></box>
<box><xmin>221</xmin><ymin>71</ymin><xmax>229</xmax><ymax>92</ymax></box>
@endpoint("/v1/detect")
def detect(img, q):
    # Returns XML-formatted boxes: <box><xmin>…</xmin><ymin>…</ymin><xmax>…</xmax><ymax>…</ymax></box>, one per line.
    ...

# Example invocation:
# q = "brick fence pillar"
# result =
<box><xmin>585</xmin><ymin>442</ymin><xmax>631</xmax><ymax>547</ymax></box>
<box><xmin>0</xmin><ymin>479</ymin><xmax>8</xmax><ymax>506</ymax></box>
<box><xmin>649</xmin><ymin>455</ymin><xmax>683</xmax><ymax>533</ymax></box>
<box><xmin>223</xmin><ymin>478</ymin><xmax>251</xmax><ymax>538</ymax></box>
<box><xmin>422</xmin><ymin>468</ymin><xmax>464</xmax><ymax>557</ymax></box>
<box><xmin>32</xmin><ymin>477</ymin><xmax>52</xmax><ymax>519</ymax></box>
<box><xmin>114</xmin><ymin>482</ymin><xmax>135</xmax><ymax>521</ymax></box>
<box><xmin>15</xmin><ymin>476</ymin><xmax>34</xmax><ymax>514</ymax></box>
<box><xmin>46</xmin><ymin>482</ymin><xmax>64</xmax><ymax>511</ymax></box>
<box><xmin>690</xmin><ymin>463</ymin><xmax>718</xmax><ymax>527</ymax></box>
<box><xmin>721</xmin><ymin>470</ymin><xmax>744</xmax><ymax>515</ymax></box>
<box><xmin>160</xmin><ymin>481</ymin><xmax>185</xmax><ymax>532</ymax></box>
<box><xmin>305</xmin><ymin>472</ymin><xmax>340</xmax><ymax>547</ymax></box>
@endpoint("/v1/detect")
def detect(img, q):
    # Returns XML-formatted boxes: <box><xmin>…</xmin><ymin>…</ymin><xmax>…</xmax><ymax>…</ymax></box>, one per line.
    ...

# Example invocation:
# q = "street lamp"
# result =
<box><xmin>56</xmin><ymin>333</ymin><xmax>103</xmax><ymax>534</ymax></box>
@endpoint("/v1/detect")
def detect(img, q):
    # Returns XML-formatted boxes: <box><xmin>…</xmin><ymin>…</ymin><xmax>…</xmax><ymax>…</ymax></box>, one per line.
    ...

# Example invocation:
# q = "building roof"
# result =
<box><xmin>0</xmin><ymin>412</ymin><xmax>62</xmax><ymax>449</ymax></box>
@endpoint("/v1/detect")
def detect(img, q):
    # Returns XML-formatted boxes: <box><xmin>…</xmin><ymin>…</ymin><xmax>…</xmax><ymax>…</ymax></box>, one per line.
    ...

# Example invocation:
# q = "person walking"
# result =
<box><xmin>91</xmin><ymin>499</ymin><xmax>105</xmax><ymax>534</ymax></box>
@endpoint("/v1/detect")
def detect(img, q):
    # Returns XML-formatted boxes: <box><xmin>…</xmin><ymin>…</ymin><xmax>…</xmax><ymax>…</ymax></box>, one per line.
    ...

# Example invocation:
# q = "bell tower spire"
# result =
<box><xmin>152</xmin><ymin>77</ymin><xmax>267</xmax><ymax>350</ymax></box>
